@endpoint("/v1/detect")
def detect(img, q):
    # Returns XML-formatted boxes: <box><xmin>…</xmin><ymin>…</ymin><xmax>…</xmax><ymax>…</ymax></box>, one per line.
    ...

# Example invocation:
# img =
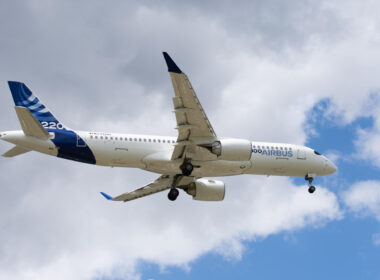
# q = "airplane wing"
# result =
<box><xmin>100</xmin><ymin>175</ymin><xmax>194</xmax><ymax>202</ymax></box>
<box><xmin>163</xmin><ymin>52</ymin><xmax>217</xmax><ymax>161</ymax></box>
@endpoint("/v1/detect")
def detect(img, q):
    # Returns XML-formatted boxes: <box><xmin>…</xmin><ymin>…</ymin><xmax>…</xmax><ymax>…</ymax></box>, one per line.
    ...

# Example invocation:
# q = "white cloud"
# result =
<box><xmin>0</xmin><ymin>156</ymin><xmax>341</xmax><ymax>279</ymax></box>
<box><xmin>343</xmin><ymin>180</ymin><xmax>380</xmax><ymax>247</ymax></box>
<box><xmin>354</xmin><ymin>98</ymin><xmax>380</xmax><ymax>168</ymax></box>
<box><xmin>342</xmin><ymin>180</ymin><xmax>380</xmax><ymax>221</ymax></box>
<box><xmin>373</xmin><ymin>233</ymin><xmax>380</xmax><ymax>246</ymax></box>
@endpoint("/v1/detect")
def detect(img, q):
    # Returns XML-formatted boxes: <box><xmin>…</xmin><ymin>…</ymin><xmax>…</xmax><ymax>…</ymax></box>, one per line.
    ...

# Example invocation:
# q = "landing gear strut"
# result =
<box><xmin>305</xmin><ymin>175</ymin><xmax>316</xmax><ymax>194</ymax></box>
<box><xmin>181</xmin><ymin>161</ymin><xmax>194</xmax><ymax>176</ymax></box>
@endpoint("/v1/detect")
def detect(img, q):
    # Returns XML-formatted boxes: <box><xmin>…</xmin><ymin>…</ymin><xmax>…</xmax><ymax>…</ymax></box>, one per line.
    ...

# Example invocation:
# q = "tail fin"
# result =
<box><xmin>8</xmin><ymin>81</ymin><xmax>66</xmax><ymax>130</ymax></box>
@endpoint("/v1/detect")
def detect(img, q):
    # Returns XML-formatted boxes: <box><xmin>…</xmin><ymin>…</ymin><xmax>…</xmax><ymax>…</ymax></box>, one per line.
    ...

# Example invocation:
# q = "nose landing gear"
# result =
<box><xmin>305</xmin><ymin>175</ymin><xmax>316</xmax><ymax>194</ymax></box>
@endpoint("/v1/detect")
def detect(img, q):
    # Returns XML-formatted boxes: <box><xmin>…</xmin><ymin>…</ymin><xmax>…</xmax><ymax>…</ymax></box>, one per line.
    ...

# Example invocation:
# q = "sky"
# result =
<box><xmin>0</xmin><ymin>0</ymin><xmax>380</xmax><ymax>279</ymax></box>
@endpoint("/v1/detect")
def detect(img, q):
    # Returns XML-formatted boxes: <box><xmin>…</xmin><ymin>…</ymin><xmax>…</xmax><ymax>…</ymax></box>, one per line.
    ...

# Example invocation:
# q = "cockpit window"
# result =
<box><xmin>314</xmin><ymin>150</ymin><xmax>322</xmax><ymax>155</ymax></box>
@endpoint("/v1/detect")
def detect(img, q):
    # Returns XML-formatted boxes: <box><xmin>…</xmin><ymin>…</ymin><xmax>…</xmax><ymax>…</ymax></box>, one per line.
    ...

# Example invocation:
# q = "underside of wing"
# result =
<box><xmin>163</xmin><ymin>52</ymin><xmax>217</xmax><ymax>161</ymax></box>
<box><xmin>100</xmin><ymin>175</ymin><xmax>196</xmax><ymax>202</ymax></box>
<box><xmin>100</xmin><ymin>175</ymin><xmax>197</xmax><ymax>202</ymax></box>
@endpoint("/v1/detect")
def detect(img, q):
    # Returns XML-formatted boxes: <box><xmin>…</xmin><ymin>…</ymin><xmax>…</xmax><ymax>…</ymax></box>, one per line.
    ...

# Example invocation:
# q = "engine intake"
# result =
<box><xmin>186</xmin><ymin>179</ymin><xmax>225</xmax><ymax>201</ymax></box>
<box><xmin>210</xmin><ymin>139</ymin><xmax>252</xmax><ymax>161</ymax></box>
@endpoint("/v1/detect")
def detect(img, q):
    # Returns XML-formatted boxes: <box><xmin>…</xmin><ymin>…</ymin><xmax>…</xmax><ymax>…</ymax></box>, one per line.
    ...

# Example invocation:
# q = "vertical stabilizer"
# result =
<box><xmin>8</xmin><ymin>81</ymin><xmax>66</xmax><ymax>130</ymax></box>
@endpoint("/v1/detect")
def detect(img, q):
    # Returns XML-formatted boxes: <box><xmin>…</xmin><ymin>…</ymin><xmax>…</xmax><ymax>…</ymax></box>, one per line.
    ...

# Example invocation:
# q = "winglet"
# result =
<box><xmin>163</xmin><ymin>52</ymin><xmax>182</xmax><ymax>73</ymax></box>
<box><xmin>100</xmin><ymin>192</ymin><xmax>113</xmax><ymax>200</ymax></box>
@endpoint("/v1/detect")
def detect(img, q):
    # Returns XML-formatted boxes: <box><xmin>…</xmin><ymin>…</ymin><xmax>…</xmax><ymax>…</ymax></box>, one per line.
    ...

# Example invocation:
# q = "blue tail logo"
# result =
<box><xmin>8</xmin><ymin>81</ymin><xmax>66</xmax><ymax>130</ymax></box>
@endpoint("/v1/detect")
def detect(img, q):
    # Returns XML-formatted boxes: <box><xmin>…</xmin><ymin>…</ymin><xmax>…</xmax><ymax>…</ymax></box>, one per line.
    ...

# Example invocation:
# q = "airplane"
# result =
<box><xmin>0</xmin><ymin>52</ymin><xmax>337</xmax><ymax>203</ymax></box>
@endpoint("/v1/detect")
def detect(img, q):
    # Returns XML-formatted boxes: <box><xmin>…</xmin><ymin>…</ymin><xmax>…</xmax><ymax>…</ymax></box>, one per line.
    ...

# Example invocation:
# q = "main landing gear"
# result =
<box><xmin>168</xmin><ymin>188</ymin><xmax>179</xmax><ymax>201</ymax></box>
<box><xmin>167</xmin><ymin>174</ymin><xmax>182</xmax><ymax>201</ymax></box>
<box><xmin>305</xmin><ymin>175</ymin><xmax>316</xmax><ymax>194</ymax></box>
<box><xmin>168</xmin><ymin>160</ymin><xmax>194</xmax><ymax>201</ymax></box>
<box><xmin>181</xmin><ymin>161</ymin><xmax>194</xmax><ymax>176</ymax></box>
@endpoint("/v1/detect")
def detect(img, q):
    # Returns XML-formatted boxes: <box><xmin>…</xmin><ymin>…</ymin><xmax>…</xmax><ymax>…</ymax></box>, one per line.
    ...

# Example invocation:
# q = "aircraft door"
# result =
<box><xmin>297</xmin><ymin>149</ymin><xmax>306</xmax><ymax>160</ymax></box>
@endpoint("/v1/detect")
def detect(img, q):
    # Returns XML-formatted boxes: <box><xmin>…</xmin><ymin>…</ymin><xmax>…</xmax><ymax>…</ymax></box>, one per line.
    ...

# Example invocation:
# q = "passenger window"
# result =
<box><xmin>144</xmin><ymin>139</ymin><xmax>146</xmax><ymax>142</ymax></box>
<box><xmin>115</xmin><ymin>137</ymin><xmax>118</xmax><ymax>140</ymax></box>
<box><xmin>134</xmin><ymin>138</ymin><xmax>137</xmax><ymax>141</ymax></box>
<box><xmin>110</xmin><ymin>137</ymin><xmax>113</xmax><ymax>140</ymax></box>
<box><xmin>90</xmin><ymin>135</ymin><xmax>93</xmax><ymax>139</ymax></box>
<box><xmin>163</xmin><ymin>140</ymin><xmax>166</xmax><ymax>143</ymax></box>
<box><xmin>158</xmin><ymin>139</ymin><xmax>161</xmax><ymax>143</ymax></box>
<box><xmin>105</xmin><ymin>136</ymin><xmax>108</xmax><ymax>140</ymax></box>
<box><xmin>100</xmin><ymin>136</ymin><xmax>103</xmax><ymax>140</ymax></box>
<box><xmin>95</xmin><ymin>136</ymin><xmax>98</xmax><ymax>139</ymax></box>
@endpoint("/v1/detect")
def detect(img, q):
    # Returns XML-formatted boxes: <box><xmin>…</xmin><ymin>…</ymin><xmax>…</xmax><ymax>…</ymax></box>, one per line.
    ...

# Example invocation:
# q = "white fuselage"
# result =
<box><xmin>0</xmin><ymin>130</ymin><xmax>337</xmax><ymax>178</ymax></box>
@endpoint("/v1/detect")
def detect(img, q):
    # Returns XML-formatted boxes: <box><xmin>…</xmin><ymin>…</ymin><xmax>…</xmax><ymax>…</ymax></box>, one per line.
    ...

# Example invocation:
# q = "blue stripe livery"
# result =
<box><xmin>8</xmin><ymin>81</ymin><xmax>62</xmax><ymax>126</ymax></box>
<box><xmin>51</xmin><ymin>130</ymin><xmax>96</xmax><ymax>164</ymax></box>
<box><xmin>8</xmin><ymin>81</ymin><xmax>96</xmax><ymax>165</ymax></box>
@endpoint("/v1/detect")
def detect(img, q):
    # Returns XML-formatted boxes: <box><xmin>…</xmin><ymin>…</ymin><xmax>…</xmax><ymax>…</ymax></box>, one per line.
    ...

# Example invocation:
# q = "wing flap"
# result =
<box><xmin>170</xmin><ymin>74</ymin><xmax>216</xmax><ymax>139</ymax></box>
<box><xmin>14</xmin><ymin>106</ymin><xmax>49</xmax><ymax>138</ymax></box>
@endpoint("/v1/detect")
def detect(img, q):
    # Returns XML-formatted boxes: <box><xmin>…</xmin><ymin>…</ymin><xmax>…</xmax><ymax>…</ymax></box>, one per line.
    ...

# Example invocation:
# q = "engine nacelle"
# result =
<box><xmin>211</xmin><ymin>139</ymin><xmax>252</xmax><ymax>161</ymax></box>
<box><xmin>186</xmin><ymin>179</ymin><xmax>225</xmax><ymax>201</ymax></box>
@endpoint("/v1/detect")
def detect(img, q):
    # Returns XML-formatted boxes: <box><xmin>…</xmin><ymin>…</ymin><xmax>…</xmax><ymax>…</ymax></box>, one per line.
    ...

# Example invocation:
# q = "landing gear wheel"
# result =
<box><xmin>181</xmin><ymin>162</ymin><xmax>194</xmax><ymax>176</ymax></box>
<box><xmin>308</xmin><ymin>186</ymin><xmax>316</xmax><ymax>194</ymax></box>
<box><xmin>168</xmin><ymin>188</ymin><xmax>179</xmax><ymax>201</ymax></box>
<box><xmin>305</xmin><ymin>175</ymin><xmax>316</xmax><ymax>194</ymax></box>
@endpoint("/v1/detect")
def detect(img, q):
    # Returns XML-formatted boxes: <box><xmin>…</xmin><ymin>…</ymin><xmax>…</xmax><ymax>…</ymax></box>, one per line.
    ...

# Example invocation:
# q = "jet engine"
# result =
<box><xmin>185</xmin><ymin>179</ymin><xmax>225</xmax><ymax>201</ymax></box>
<box><xmin>209</xmin><ymin>139</ymin><xmax>252</xmax><ymax>161</ymax></box>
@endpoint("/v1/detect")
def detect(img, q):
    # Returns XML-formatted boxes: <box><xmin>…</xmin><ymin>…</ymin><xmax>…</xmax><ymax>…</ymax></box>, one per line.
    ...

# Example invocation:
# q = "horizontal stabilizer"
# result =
<box><xmin>100</xmin><ymin>192</ymin><xmax>113</xmax><ymax>200</ymax></box>
<box><xmin>14</xmin><ymin>106</ymin><xmax>49</xmax><ymax>138</ymax></box>
<box><xmin>2</xmin><ymin>145</ymin><xmax>31</xmax><ymax>157</ymax></box>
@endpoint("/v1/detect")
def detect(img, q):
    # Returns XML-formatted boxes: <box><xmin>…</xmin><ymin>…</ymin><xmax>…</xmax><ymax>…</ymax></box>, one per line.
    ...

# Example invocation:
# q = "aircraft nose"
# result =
<box><xmin>325</xmin><ymin>159</ymin><xmax>337</xmax><ymax>174</ymax></box>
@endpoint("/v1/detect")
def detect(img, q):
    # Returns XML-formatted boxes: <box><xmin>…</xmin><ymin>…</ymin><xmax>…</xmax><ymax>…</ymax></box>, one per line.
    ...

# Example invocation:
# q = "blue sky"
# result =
<box><xmin>1</xmin><ymin>1</ymin><xmax>380</xmax><ymax>280</ymax></box>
